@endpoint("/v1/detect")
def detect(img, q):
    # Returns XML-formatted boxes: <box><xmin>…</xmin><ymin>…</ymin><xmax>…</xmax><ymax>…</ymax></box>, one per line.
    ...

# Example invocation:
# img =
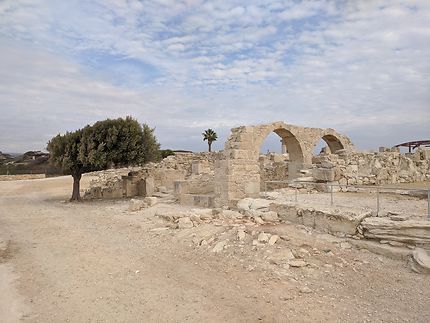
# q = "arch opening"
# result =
<box><xmin>257</xmin><ymin>127</ymin><xmax>305</xmax><ymax>191</ymax></box>
<box><xmin>313</xmin><ymin>134</ymin><xmax>345</xmax><ymax>156</ymax></box>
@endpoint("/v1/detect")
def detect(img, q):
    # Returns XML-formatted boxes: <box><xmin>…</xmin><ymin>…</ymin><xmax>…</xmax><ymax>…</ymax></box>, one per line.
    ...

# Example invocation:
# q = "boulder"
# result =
<box><xmin>257</xmin><ymin>232</ymin><xmax>270</xmax><ymax>243</ymax></box>
<box><xmin>411</xmin><ymin>248</ymin><xmax>430</xmax><ymax>274</ymax></box>
<box><xmin>361</xmin><ymin>217</ymin><xmax>430</xmax><ymax>248</ymax></box>
<box><xmin>212</xmin><ymin>240</ymin><xmax>227</xmax><ymax>253</ymax></box>
<box><xmin>268</xmin><ymin>235</ymin><xmax>279</xmax><ymax>245</ymax></box>
<box><xmin>128</xmin><ymin>199</ymin><xmax>147</xmax><ymax>212</ymax></box>
<box><xmin>261</xmin><ymin>211</ymin><xmax>279</xmax><ymax>222</ymax></box>
<box><xmin>177</xmin><ymin>217</ymin><xmax>194</xmax><ymax>229</ymax></box>
<box><xmin>143</xmin><ymin>196</ymin><xmax>158</xmax><ymax>206</ymax></box>
<box><xmin>222</xmin><ymin>210</ymin><xmax>243</xmax><ymax>219</ymax></box>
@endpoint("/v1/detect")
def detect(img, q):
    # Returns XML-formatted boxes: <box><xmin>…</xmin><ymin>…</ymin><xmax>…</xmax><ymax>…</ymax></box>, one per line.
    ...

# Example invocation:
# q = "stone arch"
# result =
<box><xmin>319</xmin><ymin>134</ymin><xmax>344</xmax><ymax>154</ymax></box>
<box><xmin>255</xmin><ymin>123</ymin><xmax>305</xmax><ymax>164</ymax></box>
<box><xmin>311</xmin><ymin>129</ymin><xmax>354</xmax><ymax>156</ymax></box>
<box><xmin>214</xmin><ymin>122</ymin><xmax>354</xmax><ymax>207</ymax></box>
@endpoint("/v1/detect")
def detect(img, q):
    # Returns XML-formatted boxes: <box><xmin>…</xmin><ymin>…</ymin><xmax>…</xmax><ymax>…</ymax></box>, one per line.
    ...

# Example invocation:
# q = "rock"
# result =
<box><xmin>158</xmin><ymin>186</ymin><xmax>168</xmax><ymax>193</ymax></box>
<box><xmin>249</xmin><ymin>199</ymin><xmax>272</xmax><ymax>210</ymax></box>
<box><xmin>237</xmin><ymin>198</ymin><xmax>252</xmax><ymax>211</ymax></box>
<box><xmin>128</xmin><ymin>199</ymin><xmax>147</xmax><ymax>211</ymax></box>
<box><xmin>267</xmin><ymin>249</ymin><xmax>295</xmax><ymax>264</ymax></box>
<box><xmin>222</xmin><ymin>210</ymin><xmax>242</xmax><ymax>219</ymax></box>
<box><xmin>191</xmin><ymin>237</ymin><xmax>200</xmax><ymax>245</ymax></box>
<box><xmin>268</xmin><ymin>235</ymin><xmax>279</xmax><ymax>245</ymax></box>
<box><xmin>261</xmin><ymin>211</ymin><xmax>279</xmax><ymax>222</ymax></box>
<box><xmin>178</xmin><ymin>217</ymin><xmax>194</xmax><ymax>229</ymax></box>
<box><xmin>340</xmin><ymin>242</ymin><xmax>352</xmax><ymax>250</ymax></box>
<box><xmin>361</xmin><ymin>217</ymin><xmax>430</xmax><ymax>248</ymax></box>
<box><xmin>254</xmin><ymin>217</ymin><xmax>265</xmax><ymax>225</ymax></box>
<box><xmin>288</xmin><ymin>260</ymin><xmax>307</xmax><ymax>267</ymax></box>
<box><xmin>189</xmin><ymin>214</ymin><xmax>201</xmax><ymax>223</ymax></box>
<box><xmin>143</xmin><ymin>196</ymin><xmax>157</xmax><ymax>206</ymax></box>
<box><xmin>212</xmin><ymin>240</ymin><xmax>227</xmax><ymax>253</ymax></box>
<box><xmin>237</xmin><ymin>229</ymin><xmax>246</xmax><ymax>241</ymax></box>
<box><xmin>411</xmin><ymin>248</ymin><xmax>430</xmax><ymax>274</ymax></box>
<box><xmin>155</xmin><ymin>210</ymin><xmax>179</xmax><ymax>222</ymax></box>
<box><xmin>257</xmin><ymin>232</ymin><xmax>270</xmax><ymax>243</ymax></box>
<box><xmin>299</xmin><ymin>286</ymin><xmax>312</xmax><ymax>294</ymax></box>
<box><xmin>296</xmin><ymin>248</ymin><xmax>310</xmax><ymax>258</ymax></box>
<box><xmin>195</xmin><ymin>209</ymin><xmax>214</xmax><ymax>220</ymax></box>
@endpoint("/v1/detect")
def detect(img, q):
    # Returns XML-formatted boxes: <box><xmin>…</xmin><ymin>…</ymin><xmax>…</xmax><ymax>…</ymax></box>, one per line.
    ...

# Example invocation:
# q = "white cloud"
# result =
<box><xmin>0</xmin><ymin>0</ymin><xmax>429</xmax><ymax>152</ymax></box>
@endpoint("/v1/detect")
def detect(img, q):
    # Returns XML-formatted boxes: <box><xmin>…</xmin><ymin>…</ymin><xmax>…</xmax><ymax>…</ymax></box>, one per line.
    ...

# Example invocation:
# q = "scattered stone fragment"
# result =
<box><xmin>268</xmin><ymin>235</ymin><xmax>279</xmax><ymax>246</ymax></box>
<box><xmin>192</xmin><ymin>237</ymin><xmax>201</xmax><ymax>245</ymax></box>
<box><xmin>143</xmin><ymin>196</ymin><xmax>157</xmax><ymax>206</ymax></box>
<box><xmin>288</xmin><ymin>260</ymin><xmax>307</xmax><ymax>268</ymax></box>
<box><xmin>212</xmin><ymin>240</ymin><xmax>227</xmax><ymax>253</ymax></box>
<box><xmin>279</xmin><ymin>295</ymin><xmax>294</xmax><ymax>301</ymax></box>
<box><xmin>340</xmin><ymin>242</ymin><xmax>352</xmax><ymax>250</ymax></box>
<box><xmin>297</xmin><ymin>248</ymin><xmax>311</xmax><ymax>257</ymax></box>
<box><xmin>237</xmin><ymin>229</ymin><xmax>246</xmax><ymax>241</ymax></box>
<box><xmin>411</xmin><ymin>248</ymin><xmax>430</xmax><ymax>274</ymax></box>
<box><xmin>388</xmin><ymin>241</ymin><xmax>405</xmax><ymax>247</ymax></box>
<box><xmin>261</xmin><ymin>211</ymin><xmax>279</xmax><ymax>222</ymax></box>
<box><xmin>299</xmin><ymin>286</ymin><xmax>312</xmax><ymax>294</ymax></box>
<box><xmin>222</xmin><ymin>210</ymin><xmax>243</xmax><ymax>219</ymax></box>
<box><xmin>128</xmin><ymin>199</ymin><xmax>147</xmax><ymax>211</ymax></box>
<box><xmin>177</xmin><ymin>217</ymin><xmax>194</xmax><ymax>229</ymax></box>
<box><xmin>257</xmin><ymin>232</ymin><xmax>270</xmax><ymax>243</ymax></box>
<box><xmin>254</xmin><ymin>217</ymin><xmax>264</xmax><ymax>225</ymax></box>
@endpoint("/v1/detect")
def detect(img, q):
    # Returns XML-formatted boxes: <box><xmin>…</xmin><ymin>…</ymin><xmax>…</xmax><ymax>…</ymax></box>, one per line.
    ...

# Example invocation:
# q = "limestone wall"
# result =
<box><xmin>84</xmin><ymin>152</ymin><xmax>221</xmax><ymax>199</ymax></box>
<box><xmin>312</xmin><ymin>148</ymin><xmax>430</xmax><ymax>185</ymax></box>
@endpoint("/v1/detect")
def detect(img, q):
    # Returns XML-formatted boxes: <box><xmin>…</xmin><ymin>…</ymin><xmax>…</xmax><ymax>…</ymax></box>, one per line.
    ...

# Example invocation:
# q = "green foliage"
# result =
<box><xmin>48</xmin><ymin>117</ymin><xmax>160</xmax><ymax>173</ymax></box>
<box><xmin>142</xmin><ymin>124</ymin><xmax>161</xmax><ymax>163</ymax></box>
<box><xmin>47</xmin><ymin>117</ymin><xmax>161</xmax><ymax>200</ymax></box>
<box><xmin>160</xmin><ymin>149</ymin><xmax>175</xmax><ymax>159</ymax></box>
<box><xmin>47</xmin><ymin>128</ymin><xmax>85</xmax><ymax>175</ymax></box>
<box><xmin>202</xmin><ymin>128</ymin><xmax>218</xmax><ymax>152</ymax></box>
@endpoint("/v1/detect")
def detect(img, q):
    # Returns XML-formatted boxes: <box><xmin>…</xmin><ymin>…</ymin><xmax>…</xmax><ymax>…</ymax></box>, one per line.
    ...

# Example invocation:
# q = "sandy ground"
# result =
<box><xmin>1</xmin><ymin>175</ymin><xmax>430</xmax><ymax>322</ymax></box>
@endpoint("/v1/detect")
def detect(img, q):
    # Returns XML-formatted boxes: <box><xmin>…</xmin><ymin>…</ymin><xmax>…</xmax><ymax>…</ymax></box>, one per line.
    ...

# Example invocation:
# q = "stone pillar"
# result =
<box><xmin>137</xmin><ymin>177</ymin><xmax>154</xmax><ymax>197</ymax></box>
<box><xmin>281</xmin><ymin>139</ymin><xmax>287</xmax><ymax>154</ymax></box>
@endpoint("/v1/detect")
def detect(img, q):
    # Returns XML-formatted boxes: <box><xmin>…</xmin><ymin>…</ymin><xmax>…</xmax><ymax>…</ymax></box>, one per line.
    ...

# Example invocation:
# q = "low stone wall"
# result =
<box><xmin>312</xmin><ymin>148</ymin><xmax>430</xmax><ymax>185</ymax></box>
<box><xmin>84</xmin><ymin>152</ymin><xmax>221</xmax><ymax>200</ymax></box>
<box><xmin>268</xmin><ymin>202</ymin><xmax>371</xmax><ymax>235</ymax></box>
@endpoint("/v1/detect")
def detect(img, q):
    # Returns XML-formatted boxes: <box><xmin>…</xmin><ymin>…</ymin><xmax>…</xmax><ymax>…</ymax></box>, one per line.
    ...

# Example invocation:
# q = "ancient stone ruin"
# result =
<box><xmin>84</xmin><ymin>121</ymin><xmax>430</xmax><ymax>272</ymax></box>
<box><xmin>213</xmin><ymin>121</ymin><xmax>355</xmax><ymax>207</ymax></box>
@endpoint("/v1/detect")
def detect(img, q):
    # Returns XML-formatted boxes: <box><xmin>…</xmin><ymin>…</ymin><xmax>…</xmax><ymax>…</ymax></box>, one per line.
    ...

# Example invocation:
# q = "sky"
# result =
<box><xmin>0</xmin><ymin>0</ymin><xmax>429</xmax><ymax>153</ymax></box>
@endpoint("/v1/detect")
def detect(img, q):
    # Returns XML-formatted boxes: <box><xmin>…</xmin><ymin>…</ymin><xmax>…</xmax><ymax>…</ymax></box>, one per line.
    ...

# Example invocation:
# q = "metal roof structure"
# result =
<box><xmin>394</xmin><ymin>140</ymin><xmax>430</xmax><ymax>152</ymax></box>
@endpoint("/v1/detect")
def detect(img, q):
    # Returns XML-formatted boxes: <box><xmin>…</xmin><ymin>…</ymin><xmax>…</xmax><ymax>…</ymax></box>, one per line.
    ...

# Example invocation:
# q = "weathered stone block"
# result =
<box><xmin>313</xmin><ymin>168</ymin><xmax>335</xmax><ymax>182</ymax></box>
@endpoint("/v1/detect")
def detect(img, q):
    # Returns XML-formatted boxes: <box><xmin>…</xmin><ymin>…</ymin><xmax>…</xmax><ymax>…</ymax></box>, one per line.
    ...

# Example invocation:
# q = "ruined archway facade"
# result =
<box><xmin>214</xmin><ymin>121</ymin><xmax>354</xmax><ymax>207</ymax></box>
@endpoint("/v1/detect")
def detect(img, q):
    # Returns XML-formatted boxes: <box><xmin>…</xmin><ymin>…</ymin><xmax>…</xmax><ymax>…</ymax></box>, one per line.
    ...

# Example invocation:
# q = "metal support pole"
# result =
<box><xmin>376</xmin><ymin>188</ymin><xmax>380</xmax><ymax>216</ymax></box>
<box><xmin>264</xmin><ymin>181</ymin><xmax>267</xmax><ymax>198</ymax></box>
<box><xmin>428</xmin><ymin>191</ymin><xmax>430</xmax><ymax>219</ymax></box>
<box><xmin>330</xmin><ymin>184</ymin><xmax>333</xmax><ymax>206</ymax></box>
<box><xmin>295</xmin><ymin>186</ymin><xmax>298</xmax><ymax>202</ymax></box>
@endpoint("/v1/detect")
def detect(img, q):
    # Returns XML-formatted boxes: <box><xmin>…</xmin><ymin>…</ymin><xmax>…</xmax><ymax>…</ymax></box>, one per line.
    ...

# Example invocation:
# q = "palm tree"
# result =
<box><xmin>202</xmin><ymin>128</ymin><xmax>217</xmax><ymax>152</ymax></box>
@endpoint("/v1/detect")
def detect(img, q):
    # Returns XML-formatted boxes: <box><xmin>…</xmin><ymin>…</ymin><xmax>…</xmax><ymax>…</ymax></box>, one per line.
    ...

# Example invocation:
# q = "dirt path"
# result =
<box><xmin>0</xmin><ymin>176</ymin><xmax>429</xmax><ymax>322</ymax></box>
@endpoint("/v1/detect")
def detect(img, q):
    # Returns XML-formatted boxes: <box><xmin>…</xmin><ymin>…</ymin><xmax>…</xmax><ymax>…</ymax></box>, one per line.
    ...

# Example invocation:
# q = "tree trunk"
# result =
<box><xmin>70</xmin><ymin>171</ymin><xmax>82</xmax><ymax>202</ymax></box>
<box><xmin>208</xmin><ymin>142</ymin><xmax>212</xmax><ymax>152</ymax></box>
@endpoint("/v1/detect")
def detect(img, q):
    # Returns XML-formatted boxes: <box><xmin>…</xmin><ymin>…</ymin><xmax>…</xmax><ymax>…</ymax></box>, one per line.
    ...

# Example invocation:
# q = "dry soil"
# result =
<box><xmin>0</xmin><ymin>175</ymin><xmax>429</xmax><ymax>322</ymax></box>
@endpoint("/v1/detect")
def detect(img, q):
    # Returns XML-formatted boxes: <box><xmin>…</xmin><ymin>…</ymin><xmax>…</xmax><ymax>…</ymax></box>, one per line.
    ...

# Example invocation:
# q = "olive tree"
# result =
<box><xmin>47</xmin><ymin>117</ymin><xmax>160</xmax><ymax>201</ymax></box>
